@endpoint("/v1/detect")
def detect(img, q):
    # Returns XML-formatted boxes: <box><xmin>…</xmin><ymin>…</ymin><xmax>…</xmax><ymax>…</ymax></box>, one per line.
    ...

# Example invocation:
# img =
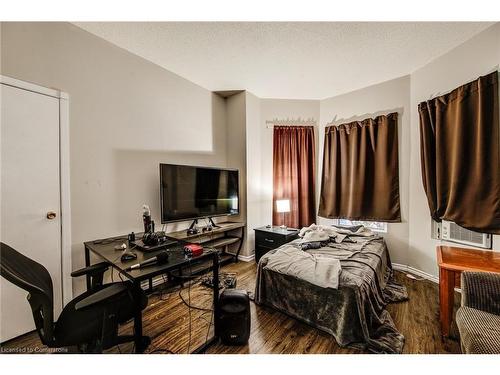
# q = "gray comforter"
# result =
<box><xmin>254</xmin><ymin>234</ymin><xmax>408</xmax><ymax>353</ymax></box>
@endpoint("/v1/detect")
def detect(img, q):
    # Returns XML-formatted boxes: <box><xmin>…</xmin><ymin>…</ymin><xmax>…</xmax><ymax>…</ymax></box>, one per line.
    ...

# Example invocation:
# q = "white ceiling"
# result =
<box><xmin>74</xmin><ymin>22</ymin><xmax>493</xmax><ymax>100</ymax></box>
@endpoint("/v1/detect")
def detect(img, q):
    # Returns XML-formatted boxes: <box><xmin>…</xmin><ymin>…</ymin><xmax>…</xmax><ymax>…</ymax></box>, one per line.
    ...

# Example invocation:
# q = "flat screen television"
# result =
<box><xmin>160</xmin><ymin>163</ymin><xmax>239</xmax><ymax>223</ymax></box>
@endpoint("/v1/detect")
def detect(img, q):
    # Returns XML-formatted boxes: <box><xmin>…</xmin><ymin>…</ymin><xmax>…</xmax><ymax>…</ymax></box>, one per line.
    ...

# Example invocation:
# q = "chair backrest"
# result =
<box><xmin>0</xmin><ymin>242</ymin><xmax>55</xmax><ymax>345</ymax></box>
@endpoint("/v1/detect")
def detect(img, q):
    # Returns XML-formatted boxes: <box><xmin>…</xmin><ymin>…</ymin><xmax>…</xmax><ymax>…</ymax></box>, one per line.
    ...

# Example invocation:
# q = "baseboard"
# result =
<box><xmin>392</xmin><ymin>263</ymin><xmax>439</xmax><ymax>284</ymax></box>
<box><xmin>224</xmin><ymin>250</ymin><xmax>255</xmax><ymax>262</ymax></box>
<box><xmin>237</xmin><ymin>253</ymin><xmax>255</xmax><ymax>262</ymax></box>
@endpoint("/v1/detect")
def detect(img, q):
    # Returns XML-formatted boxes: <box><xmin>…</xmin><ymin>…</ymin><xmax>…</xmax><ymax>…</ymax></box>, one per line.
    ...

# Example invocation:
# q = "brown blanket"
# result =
<box><xmin>254</xmin><ymin>235</ymin><xmax>408</xmax><ymax>353</ymax></box>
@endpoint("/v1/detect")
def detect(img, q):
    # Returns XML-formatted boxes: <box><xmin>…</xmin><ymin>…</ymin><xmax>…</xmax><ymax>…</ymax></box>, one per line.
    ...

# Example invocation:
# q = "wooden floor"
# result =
<box><xmin>2</xmin><ymin>261</ymin><xmax>461</xmax><ymax>354</ymax></box>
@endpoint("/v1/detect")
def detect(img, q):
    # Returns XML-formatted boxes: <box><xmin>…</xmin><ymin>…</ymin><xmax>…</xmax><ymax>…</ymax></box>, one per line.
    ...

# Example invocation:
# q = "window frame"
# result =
<box><xmin>335</xmin><ymin>219</ymin><xmax>388</xmax><ymax>233</ymax></box>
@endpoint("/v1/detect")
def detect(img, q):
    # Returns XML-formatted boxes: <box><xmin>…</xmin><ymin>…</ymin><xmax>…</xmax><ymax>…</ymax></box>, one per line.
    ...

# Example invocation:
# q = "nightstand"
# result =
<box><xmin>254</xmin><ymin>226</ymin><xmax>300</xmax><ymax>263</ymax></box>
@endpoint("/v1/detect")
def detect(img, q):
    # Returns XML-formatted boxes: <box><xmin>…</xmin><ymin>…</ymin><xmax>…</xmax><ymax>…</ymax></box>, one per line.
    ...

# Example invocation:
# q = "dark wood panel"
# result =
<box><xmin>1</xmin><ymin>262</ymin><xmax>461</xmax><ymax>354</ymax></box>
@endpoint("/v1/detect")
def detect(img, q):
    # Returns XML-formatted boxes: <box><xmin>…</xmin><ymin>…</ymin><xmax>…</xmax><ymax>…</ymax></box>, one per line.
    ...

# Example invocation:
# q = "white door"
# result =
<box><xmin>1</xmin><ymin>83</ymin><xmax>63</xmax><ymax>342</ymax></box>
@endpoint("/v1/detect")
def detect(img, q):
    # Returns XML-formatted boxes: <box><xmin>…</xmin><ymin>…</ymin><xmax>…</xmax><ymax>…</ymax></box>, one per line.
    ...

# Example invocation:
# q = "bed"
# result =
<box><xmin>254</xmin><ymin>225</ymin><xmax>408</xmax><ymax>353</ymax></box>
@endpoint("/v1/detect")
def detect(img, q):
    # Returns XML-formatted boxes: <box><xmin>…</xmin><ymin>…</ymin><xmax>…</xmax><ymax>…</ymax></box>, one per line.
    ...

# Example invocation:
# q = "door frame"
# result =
<box><xmin>1</xmin><ymin>75</ymin><xmax>73</xmax><ymax>305</ymax></box>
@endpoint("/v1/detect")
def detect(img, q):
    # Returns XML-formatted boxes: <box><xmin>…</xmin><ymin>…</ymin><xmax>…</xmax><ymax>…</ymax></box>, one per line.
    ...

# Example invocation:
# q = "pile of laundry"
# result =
<box><xmin>298</xmin><ymin>223</ymin><xmax>375</xmax><ymax>250</ymax></box>
<box><xmin>261</xmin><ymin>224</ymin><xmax>377</xmax><ymax>290</ymax></box>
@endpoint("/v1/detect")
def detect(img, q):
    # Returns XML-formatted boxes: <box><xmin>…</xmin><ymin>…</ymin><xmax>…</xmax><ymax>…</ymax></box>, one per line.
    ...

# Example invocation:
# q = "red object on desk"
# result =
<box><xmin>184</xmin><ymin>243</ymin><xmax>204</xmax><ymax>257</ymax></box>
<box><xmin>436</xmin><ymin>245</ymin><xmax>500</xmax><ymax>337</ymax></box>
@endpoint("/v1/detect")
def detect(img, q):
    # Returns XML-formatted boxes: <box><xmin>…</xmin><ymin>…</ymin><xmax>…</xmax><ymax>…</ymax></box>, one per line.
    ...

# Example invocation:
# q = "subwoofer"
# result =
<box><xmin>218</xmin><ymin>289</ymin><xmax>250</xmax><ymax>345</ymax></box>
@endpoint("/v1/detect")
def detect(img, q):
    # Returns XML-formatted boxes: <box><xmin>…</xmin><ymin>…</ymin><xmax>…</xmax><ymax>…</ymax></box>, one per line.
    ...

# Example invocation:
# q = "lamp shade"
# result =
<box><xmin>276</xmin><ymin>199</ymin><xmax>291</xmax><ymax>213</ymax></box>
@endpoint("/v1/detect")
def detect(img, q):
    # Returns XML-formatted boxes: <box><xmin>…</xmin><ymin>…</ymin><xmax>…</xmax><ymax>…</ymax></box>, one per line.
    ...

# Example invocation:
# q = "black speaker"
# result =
<box><xmin>218</xmin><ymin>289</ymin><xmax>250</xmax><ymax>345</ymax></box>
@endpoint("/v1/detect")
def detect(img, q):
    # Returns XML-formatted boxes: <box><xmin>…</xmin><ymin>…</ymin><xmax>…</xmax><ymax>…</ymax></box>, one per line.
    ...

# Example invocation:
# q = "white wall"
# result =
<box><xmin>225</xmin><ymin>91</ymin><xmax>250</xmax><ymax>256</ymax></box>
<box><xmin>1</xmin><ymin>22</ymin><xmax>231</xmax><ymax>293</ymax></box>
<box><xmin>318</xmin><ymin>76</ymin><xmax>411</xmax><ymax>265</ymax></box>
<box><xmin>244</xmin><ymin>92</ymin><xmax>262</xmax><ymax>255</ymax></box>
<box><xmin>408</xmin><ymin>23</ymin><xmax>500</xmax><ymax>277</ymax></box>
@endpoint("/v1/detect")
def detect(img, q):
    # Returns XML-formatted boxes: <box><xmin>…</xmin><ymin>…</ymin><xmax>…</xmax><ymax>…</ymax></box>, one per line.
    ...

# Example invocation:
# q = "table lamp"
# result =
<box><xmin>276</xmin><ymin>199</ymin><xmax>291</xmax><ymax>229</ymax></box>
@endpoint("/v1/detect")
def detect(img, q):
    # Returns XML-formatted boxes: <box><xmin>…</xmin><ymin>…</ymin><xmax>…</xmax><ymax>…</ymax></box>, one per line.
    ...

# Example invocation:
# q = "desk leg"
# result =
<box><xmin>234</xmin><ymin>227</ymin><xmax>245</xmax><ymax>263</ymax></box>
<box><xmin>213</xmin><ymin>251</ymin><xmax>220</xmax><ymax>338</ymax></box>
<box><xmin>133</xmin><ymin>281</ymin><xmax>146</xmax><ymax>353</ymax></box>
<box><xmin>439</xmin><ymin>268</ymin><xmax>455</xmax><ymax>337</ymax></box>
<box><xmin>84</xmin><ymin>245</ymin><xmax>91</xmax><ymax>290</ymax></box>
<box><xmin>192</xmin><ymin>251</ymin><xmax>220</xmax><ymax>354</ymax></box>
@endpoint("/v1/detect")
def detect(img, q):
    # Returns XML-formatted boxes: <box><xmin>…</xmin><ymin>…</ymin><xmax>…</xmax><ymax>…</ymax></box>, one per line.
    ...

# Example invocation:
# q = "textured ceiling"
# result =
<box><xmin>74</xmin><ymin>22</ymin><xmax>493</xmax><ymax>100</ymax></box>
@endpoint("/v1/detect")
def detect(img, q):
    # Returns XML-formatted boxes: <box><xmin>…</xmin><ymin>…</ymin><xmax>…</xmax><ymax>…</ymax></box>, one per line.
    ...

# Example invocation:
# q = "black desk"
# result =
<box><xmin>83</xmin><ymin>236</ymin><xmax>220</xmax><ymax>353</ymax></box>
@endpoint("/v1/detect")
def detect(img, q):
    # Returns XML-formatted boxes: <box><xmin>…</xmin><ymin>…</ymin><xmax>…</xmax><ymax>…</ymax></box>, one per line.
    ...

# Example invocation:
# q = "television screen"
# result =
<box><xmin>160</xmin><ymin>164</ymin><xmax>239</xmax><ymax>223</ymax></box>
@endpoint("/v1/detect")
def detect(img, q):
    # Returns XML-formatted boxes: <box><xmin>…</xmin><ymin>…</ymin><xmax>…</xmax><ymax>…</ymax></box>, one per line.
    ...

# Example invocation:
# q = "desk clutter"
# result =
<box><xmin>82</xmin><ymin>214</ymin><xmax>248</xmax><ymax>353</ymax></box>
<box><xmin>124</xmin><ymin>244</ymin><xmax>204</xmax><ymax>271</ymax></box>
<box><xmin>85</xmin><ymin>237</ymin><xmax>215</xmax><ymax>353</ymax></box>
<box><xmin>129</xmin><ymin>229</ymin><xmax>178</xmax><ymax>253</ymax></box>
<box><xmin>74</xmin><ymin>204</ymin><xmax>249</xmax><ymax>353</ymax></box>
<box><xmin>127</xmin><ymin>205</ymin><xmax>244</xmax><ymax>266</ymax></box>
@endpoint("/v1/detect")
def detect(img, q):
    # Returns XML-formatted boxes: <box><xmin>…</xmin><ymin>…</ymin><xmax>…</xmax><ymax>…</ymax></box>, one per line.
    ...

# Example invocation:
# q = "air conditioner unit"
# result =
<box><xmin>441</xmin><ymin>220</ymin><xmax>492</xmax><ymax>249</ymax></box>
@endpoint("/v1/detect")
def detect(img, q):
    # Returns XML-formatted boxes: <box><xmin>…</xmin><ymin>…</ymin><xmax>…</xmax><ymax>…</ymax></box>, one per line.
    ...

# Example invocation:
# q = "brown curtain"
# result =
<box><xmin>273</xmin><ymin>126</ymin><xmax>316</xmax><ymax>228</ymax></box>
<box><xmin>318</xmin><ymin>112</ymin><xmax>401</xmax><ymax>222</ymax></box>
<box><xmin>418</xmin><ymin>71</ymin><xmax>500</xmax><ymax>234</ymax></box>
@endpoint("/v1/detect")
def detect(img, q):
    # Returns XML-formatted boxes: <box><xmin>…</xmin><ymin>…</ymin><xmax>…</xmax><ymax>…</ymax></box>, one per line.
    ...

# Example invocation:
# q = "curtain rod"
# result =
<box><xmin>324</xmin><ymin>112</ymin><xmax>397</xmax><ymax>128</ymax></box>
<box><xmin>265</xmin><ymin>117</ymin><xmax>317</xmax><ymax>128</ymax></box>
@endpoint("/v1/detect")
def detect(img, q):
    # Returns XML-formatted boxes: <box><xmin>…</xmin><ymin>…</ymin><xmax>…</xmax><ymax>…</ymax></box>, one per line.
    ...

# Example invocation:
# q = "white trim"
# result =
<box><xmin>238</xmin><ymin>253</ymin><xmax>255</xmax><ymax>262</ymax></box>
<box><xmin>225</xmin><ymin>250</ymin><xmax>255</xmax><ymax>262</ymax></box>
<box><xmin>392</xmin><ymin>263</ymin><xmax>439</xmax><ymax>284</ymax></box>
<box><xmin>1</xmin><ymin>75</ymin><xmax>73</xmax><ymax>305</ymax></box>
<box><xmin>0</xmin><ymin>75</ymin><xmax>65</xmax><ymax>99</ymax></box>
<box><xmin>59</xmin><ymin>95</ymin><xmax>72</xmax><ymax>305</ymax></box>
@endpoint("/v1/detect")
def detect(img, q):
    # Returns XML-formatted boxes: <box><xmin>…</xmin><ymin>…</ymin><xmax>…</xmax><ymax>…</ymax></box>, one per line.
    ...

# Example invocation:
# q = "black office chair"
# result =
<box><xmin>0</xmin><ymin>242</ymin><xmax>150</xmax><ymax>353</ymax></box>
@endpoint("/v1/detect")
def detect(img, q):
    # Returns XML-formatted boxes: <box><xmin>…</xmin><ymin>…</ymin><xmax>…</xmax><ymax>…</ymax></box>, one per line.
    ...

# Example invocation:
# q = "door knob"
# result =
<box><xmin>46</xmin><ymin>211</ymin><xmax>57</xmax><ymax>220</ymax></box>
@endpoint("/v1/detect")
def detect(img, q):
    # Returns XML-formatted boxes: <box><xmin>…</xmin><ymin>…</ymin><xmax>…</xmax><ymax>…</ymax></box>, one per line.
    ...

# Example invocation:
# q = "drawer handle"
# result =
<box><xmin>264</xmin><ymin>238</ymin><xmax>274</xmax><ymax>243</ymax></box>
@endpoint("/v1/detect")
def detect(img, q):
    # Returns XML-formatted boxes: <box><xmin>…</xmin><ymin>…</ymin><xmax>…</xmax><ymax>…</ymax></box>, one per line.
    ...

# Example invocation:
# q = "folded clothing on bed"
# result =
<box><xmin>264</xmin><ymin>246</ymin><xmax>341</xmax><ymax>289</ymax></box>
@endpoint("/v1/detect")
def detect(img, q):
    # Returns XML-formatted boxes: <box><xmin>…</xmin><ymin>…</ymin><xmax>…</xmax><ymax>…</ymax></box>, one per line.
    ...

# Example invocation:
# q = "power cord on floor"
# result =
<box><xmin>126</xmin><ymin>249</ymin><xmax>218</xmax><ymax>354</ymax></box>
<box><xmin>178</xmin><ymin>287</ymin><xmax>214</xmax><ymax>312</ymax></box>
<box><xmin>147</xmin><ymin>276</ymin><xmax>215</xmax><ymax>354</ymax></box>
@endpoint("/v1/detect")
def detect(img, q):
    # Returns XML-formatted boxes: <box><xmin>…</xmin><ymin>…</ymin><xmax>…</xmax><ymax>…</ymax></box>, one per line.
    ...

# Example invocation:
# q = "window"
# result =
<box><xmin>337</xmin><ymin>219</ymin><xmax>387</xmax><ymax>233</ymax></box>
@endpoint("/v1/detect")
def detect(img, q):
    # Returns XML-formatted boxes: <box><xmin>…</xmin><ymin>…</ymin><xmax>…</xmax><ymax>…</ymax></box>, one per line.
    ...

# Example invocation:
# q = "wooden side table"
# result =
<box><xmin>436</xmin><ymin>245</ymin><xmax>500</xmax><ymax>337</ymax></box>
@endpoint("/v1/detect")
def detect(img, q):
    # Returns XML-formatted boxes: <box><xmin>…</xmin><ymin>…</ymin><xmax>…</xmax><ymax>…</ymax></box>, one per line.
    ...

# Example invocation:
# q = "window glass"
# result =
<box><xmin>337</xmin><ymin>219</ymin><xmax>387</xmax><ymax>233</ymax></box>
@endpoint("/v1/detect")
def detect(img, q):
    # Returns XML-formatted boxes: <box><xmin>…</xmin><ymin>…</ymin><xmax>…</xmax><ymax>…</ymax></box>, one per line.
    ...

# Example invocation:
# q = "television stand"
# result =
<box><xmin>187</xmin><ymin>217</ymin><xmax>223</xmax><ymax>233</ymax></box>
<box><xmin>208</xmin><ymin>217</ymin><xmax>221</xmax><ymax>228</ymax></box>
<box><xmin>166</xmin><ymin>221</ymin><xmax>245</xmax><ymax>274</ymax></box>
<box><xmin>188</xmin><ymin>219</ymin><xmax>199</xmax><ymax>232</ymax></box>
